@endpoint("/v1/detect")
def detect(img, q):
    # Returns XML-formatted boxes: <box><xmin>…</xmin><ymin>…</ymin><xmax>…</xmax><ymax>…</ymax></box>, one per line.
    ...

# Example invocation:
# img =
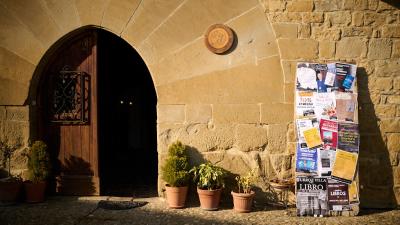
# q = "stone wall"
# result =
<box><xmin>261</xmin><ymin>0</ymin><xmax>400</xmax><ymax>208</ymax></box>
<box><xmin>0</xmin><ymin>0</ymin><xmax>398</xmax><ymax>208</ymax></box>
<box><xmin>0</xmin><ymin>106</ymin><xmax>29</xmax><ymax>176</ymax></box>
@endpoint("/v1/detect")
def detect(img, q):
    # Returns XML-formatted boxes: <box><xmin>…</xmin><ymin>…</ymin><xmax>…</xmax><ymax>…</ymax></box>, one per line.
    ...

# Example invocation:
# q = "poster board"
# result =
<box><xmin>294</xmin><ymin>62</ymin><xmax>360</xmax><ymax>217</ymax></box>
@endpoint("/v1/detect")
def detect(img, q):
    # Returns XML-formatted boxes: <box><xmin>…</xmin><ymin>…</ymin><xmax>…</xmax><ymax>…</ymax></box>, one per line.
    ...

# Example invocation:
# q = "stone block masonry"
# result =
<box><xmin>0</xmin><ymin>0</ymin><xmax>398</xmax><ymax>209</ymax></box>
<box><xmin>266</xmin><ymin>0</ymin><xmax>400</xmax><ymax>208</ymax></box>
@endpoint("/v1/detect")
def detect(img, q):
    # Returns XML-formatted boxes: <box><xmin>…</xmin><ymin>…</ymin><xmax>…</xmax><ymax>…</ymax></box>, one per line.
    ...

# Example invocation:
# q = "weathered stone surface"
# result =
<box><xmin>390</xmin><ymin>152</ymin><xmax>399</xmax><ymax>166</ymax></box>
<box><xmin>5</xmin><ymin>106</ymin><xmax>29</xmax><ymax>121</ymax></box>
<box><xmin>387</xmin><ymin>95</ymin><xmax>400</xmax><ymax>104</ymax></box>
<box><xmin>287</xmin><ymin>122</ymin><xmax>296</xmax><ymax>143</ymax></box>
<box><xmin>343</xmin><ymin>0</ymin><xmax>368</xmax><ymax>10</ymax></box>
<box><xmin>287</xmin><ymin>0</ymin><xmax>313</xmax><ymax>12</ymax></box>
<box><xmin>364</xmin><ymin>12</ymin><xmax>387</xmax><ymax>26</ymax></box>
<box><xmin>382</xmin><ymin>25</ymin><xmax>400</xmax><ymax>38</ymax></box>
<box><xmin>0</xmin><ymin>47</ymin><xmax>35</xmax><ymax>86</ymax></box>
<box><xmin>235</xmin><ymin>124</ymin><xmax>268</xmax><ymax>152</ymax></box>
<box><xmin>259</xmin><ymin>152</ymin><xmax>277</xmax><ymax>178</ymax></box>
<box><xmin>266</xmin><ymin>124</ymin><xmax>287</xmax><ymax>154</ymax></box>
<box><xmin>298</xmin><ymin>23</ymin><xmax>311</xmax><ymax>38</ymax></box>
<box><xmin>157</xmin><ymin>56</ymin><xmax>284</xmax><ymax>104</ymax></box>
<box><xmin>268</xmin><ymin>0</ymin><xmax>286</xmax><ymax>12</ymax></box>
<box><xmin>368</xmin><ymin>39</ymin><xmax>392</xmax><ymax>60</ymax></box>
<box><xmin>302</xmin><ymin>12</ymin><xmax>324</xmax><ymax>23</ymax></box>
<box><xmin>380</xmin><ymin>119</ymin><xmax>400</xmax><ymax>133</ymax></box>
<box><xmin>336</xmin><ymin>37</ymin><xmax>367</xmax><ymax>58</ymax></box>
<box><xmin>319</xmin><ymin>41</ymin><xmax>336</xmax><ymax>59</ymax></box>
<box><xmin>141</xmin><ymin>0</ymin><xmax>258</xmax><ymax>62</ymax></box>
<box><xmin>101</xmin><ymin>0</ymin><xmax>141</xmax><ymax>34</ymax></box>
<box><xmin>122</xmin><ymin>0</ymin><xmax>184</xmax><ymax>45</ymax></box>
<box><xmin>314</xmin><ymin>0</ymin><xmax>343</xmax><ymax>12</ymax></box>
<box><xmin>368</xmin><ymin>0</ymin><xmax>379</xmax><ymax>10</ymax></box>
<box><xmin>278</xmin><ymin>39</ymin><xmax>318</xmax><ymax>59</ymax></box>
<box><xmin>369</xmin><ymin>77</ymin><xmax>393</xmax><ymax>91</ymax></box>
<box><xmin>213</xmin><ymin>104</ymin><xmax>259</xmax><ymax>124</ymax></box>
<box><xmin>215</xmin><ymin>149</ymin><xmax>253</xmax><ymax>176</ymax></box>
<box><xmin>272</xmin><ymin>23</ymin><xmax>297</xmax><ymax>38</ymax></box>
<box><xmin>42</xmin><ymin>0</ymin><xmax>81</xmax><ymax>32</ymax></box>
<box><xmin>261</xmin><ymin>103</ymin><xmax>293</xmax><ymax>124</ymax></box>
<box><xmin>2</xmin><ymin>121</ymin><xmax>29</xmax><ymax>147</ymax></box>
<box><xmin>394</xmin><ymin>78</ymin><xmax>400</xmax><ymax>90</ymax></box>
<box><xmin>374</xmin><ymin>59</ymin><xmax>400</xmax><ymax>77</ymax></box>
<box><xmin>326</xmin><ymin>11</ymin><xmax>351</xmax><ymax>25</ymax></box>
<box><xmin>157</xmin><ymin>104</ymin><xmax>185</xmax><ymax>123</ymax></box>
<box><xmin>0</xmin><ymin>106</ymin><xmax>6</xmax><ymax>121</ymax></box>
<box><xmin>352</xmin><ymin>11</ymin><xmax>364</xmax><ymax>26</ymax></box>
<box><xmin>157</xmin><ymin>123</ymin><xmax>236</xmax><ymax>153</ymax></box>
<box><xmin>374</xmin><ymin>105</ymin><xmax>397</xmax><ymax>118</ymax></box>
<box><xmin>0</xmin><ymin>79</ymin><xmax>30</xmax><ymax>107</ymax></box>
<box><xmin>269</xmin><ymin>12</ymin><xmax>302</xmax><ymax>23</ymax></box>
<box><xmin>0</xmin><ymin>5</ymin><xmax>44</xmax><ymax>64</ymax></box>
<box><xmin>392</xmin><ymin>40</ymin><xmax>400</xmax><ymax>58</ymax></box>
<box><xmin>1</xmin><ymin>0</ymin><xmax>62</xmax><ymax>48</ymax></box>
<box><xmin>284</xmin><ymin>83</ymin><xmax>295</xmax><ymax>103</ymax></box>
<box><xmin>281</xmin><ymin>60</ymin><xmax>297</xmax><ymax>83</ymax></box>
<box><xmin>342</xmin><ymin>27</ymin><xmax>372</xmax><ymax>37</ymax></box>
<box><xmin>269</xmin><ymin>153</ymin><xmax>292</xmax><ymax>175</ymax></box>
<box><xmin>377</xmin><ymin>1</ymin><xmax>397</xmax><ymax>12</ymax></box>
<box><xmin>74</xmin><ymin>0</ymin><xmax>109</xmax><ymax>26</ymax></box>
<box><xmin>312</xmin><ymin>27</ymin><xmax>341</xmax><ymax>41</ymax></box>
<box><xmin>185</xmin><ymin>104</ymin><xmax>211</xmax><ymax>124</ymax></box>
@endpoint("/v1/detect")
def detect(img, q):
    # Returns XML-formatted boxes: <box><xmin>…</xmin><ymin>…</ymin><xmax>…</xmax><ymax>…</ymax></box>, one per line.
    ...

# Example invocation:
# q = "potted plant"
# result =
<box><xmin>231</xmin><ymin>169</ymin><xmax>257</xmax><ymax>213</ymax></box>
<box><xmin>190</xmin><ymin>162</ymin><xmax>226</xmax><ymax>210</ymax></box>
<box><xmin>24</xmin><ymin>140</ymin><xmax>51</xmax><ymax>203</ymax></box>
<box><xmin>0</xmin><ymin>140</ymin><xmax>22</xmax><ymax>204</ymax></box>
<box><xmin>161</xmin><ymin>141</ymin><xmax>190</xmax><ymax>208</ymax></box>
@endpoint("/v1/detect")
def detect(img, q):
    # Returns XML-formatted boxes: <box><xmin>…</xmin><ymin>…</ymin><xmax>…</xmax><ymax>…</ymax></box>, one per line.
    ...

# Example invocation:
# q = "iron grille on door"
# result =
<box><xmin>51</xmin><ymin>67</ymin><xmax>90</xmax><ymax>124</ymax></box>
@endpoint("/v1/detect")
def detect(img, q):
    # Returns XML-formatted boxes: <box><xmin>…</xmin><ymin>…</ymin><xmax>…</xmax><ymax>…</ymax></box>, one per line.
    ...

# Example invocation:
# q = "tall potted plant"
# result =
<box><xmin>24</xmin><ymin>140</ymin><xmax>51</xmax><ymax>203</ymax></box>
<box><xmin>0</xmin><ymin>140</ymin><xmax>22</xmax><ymax>204</ymax></box>
<box><xmin>231</xmin><ymin>169</ymin><xmax>256</xmax><ymax>213</ymax></box>
<box><xmin>190</xmin><ymin>162</ymin><xmax>226</xmax><ymax>211</ymax></box>
<box><xmin>161</xmin><ymin>141</ymin><xmax>190</xmax><ymax>208</ymax></box>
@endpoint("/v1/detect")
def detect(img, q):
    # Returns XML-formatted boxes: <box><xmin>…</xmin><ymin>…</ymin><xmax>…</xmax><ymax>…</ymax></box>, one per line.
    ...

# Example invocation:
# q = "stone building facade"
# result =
<box><xmin>0</xmin><ymin>0</ymin><xmax>399</xmax><ymax>208</ymax></box>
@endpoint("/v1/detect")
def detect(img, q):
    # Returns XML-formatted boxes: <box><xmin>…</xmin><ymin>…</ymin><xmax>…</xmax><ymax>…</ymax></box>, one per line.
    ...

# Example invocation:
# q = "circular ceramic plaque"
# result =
<box><xmin>204</xmin><ymin>24</ymin><xmax>234</xmax><ymax>54</ymax></box>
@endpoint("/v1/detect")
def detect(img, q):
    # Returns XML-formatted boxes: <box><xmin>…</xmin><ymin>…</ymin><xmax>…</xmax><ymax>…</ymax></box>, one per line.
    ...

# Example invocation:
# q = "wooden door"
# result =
<box><xmin>39</xmin><ymin>31</ymin><xmax>99</xmax><ymax>195</ymax></box>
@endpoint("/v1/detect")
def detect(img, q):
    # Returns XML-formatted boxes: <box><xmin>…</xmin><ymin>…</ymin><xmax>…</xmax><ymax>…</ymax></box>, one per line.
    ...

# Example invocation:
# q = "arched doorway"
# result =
<box><xmin>37</xmin><ymin>28</ymin><xmax>157</xmax><ymax>196</ymax></box>
<box><xmin>97</xmin><ymin>30</ymin><xmax>157</xmax><ymax>197</ymax></box>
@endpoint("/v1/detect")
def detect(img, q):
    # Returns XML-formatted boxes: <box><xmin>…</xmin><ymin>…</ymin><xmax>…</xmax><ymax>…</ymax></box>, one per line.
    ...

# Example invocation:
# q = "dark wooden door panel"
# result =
<box><xmin>40</xmin><ymin>31</ymin><xmax>99</xmax><ymax>195</ymax></box>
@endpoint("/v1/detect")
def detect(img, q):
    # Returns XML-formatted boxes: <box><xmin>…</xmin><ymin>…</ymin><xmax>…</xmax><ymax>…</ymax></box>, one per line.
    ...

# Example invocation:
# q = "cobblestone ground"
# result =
<box><xmin>0</xmin><ymin>197</ymin><xmax>399</xmax><ymax>225</ymax></box>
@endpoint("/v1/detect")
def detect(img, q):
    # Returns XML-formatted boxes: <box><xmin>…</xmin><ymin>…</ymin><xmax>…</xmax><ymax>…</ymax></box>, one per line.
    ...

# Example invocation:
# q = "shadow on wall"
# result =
<box><xmin>382</xmin><ymin>0</ymin><xmax>400</xmax><ymax>9</ymax></box>
<box><xmin>357</xmin><ymin>67</ymin><xmax>397</xmax><ymax>208</ymax></box>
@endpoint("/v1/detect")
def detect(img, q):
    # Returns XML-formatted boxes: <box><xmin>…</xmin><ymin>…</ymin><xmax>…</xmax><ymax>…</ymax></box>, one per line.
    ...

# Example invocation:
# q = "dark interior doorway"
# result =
<box><xmin>97</xmin><ymin>30</ymin><xmax>157</xmax><ymax>197</ymax></box>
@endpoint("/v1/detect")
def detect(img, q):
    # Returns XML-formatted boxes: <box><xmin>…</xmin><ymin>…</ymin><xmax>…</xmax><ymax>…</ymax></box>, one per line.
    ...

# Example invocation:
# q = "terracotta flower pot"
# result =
<box><xmin>231</xmin><ymin>190</ymin><xmax>255</xmax><ymax>213</ymax></box>
<box><xmin>0</xmin><ymin>179</ymin><xmax>22</xmax><ymax>203</ymax></box>
<box><xmin>165</xmin><ymin>185</ymin><xmax>188</xmax><ymax>209</ymax></box>
<box><xmin>197</xmin><ymin>188</ymin><xmax>222</xmax><ymax>211</ymax></box>
<box><xmin>24</xmin><ymin>181</ymin><xmax>46</xmax><ymax>203</ymax></box>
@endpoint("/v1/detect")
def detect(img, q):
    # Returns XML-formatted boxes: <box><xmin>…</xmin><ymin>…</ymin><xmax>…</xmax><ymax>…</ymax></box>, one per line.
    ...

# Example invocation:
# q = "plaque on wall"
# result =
<box><xmin>204</xmin><ymin>24</ymin><xmax>234</xmax><ymax>54</ymax></box>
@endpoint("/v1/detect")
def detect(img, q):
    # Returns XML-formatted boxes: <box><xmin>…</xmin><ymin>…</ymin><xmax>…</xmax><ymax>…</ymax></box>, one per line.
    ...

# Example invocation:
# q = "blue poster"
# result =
<box><xmin>296</xmin><ymin>144</ymin><xmax>318</xmax><ymax>173</ymax></box>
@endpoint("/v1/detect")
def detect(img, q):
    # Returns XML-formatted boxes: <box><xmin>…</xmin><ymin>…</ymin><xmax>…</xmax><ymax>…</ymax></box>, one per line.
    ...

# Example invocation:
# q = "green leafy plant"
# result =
<box><xmin>161</xmin><ymin>141</ymin><xmax>190</xmax><ymax>187</ymax></box>
<box><xmin>27</xmin><ymin>141</ymin><xmax>51</xmax><ymax>183</ymax></box>
<box><xmin>190</xmin><ymin>162</ymin><xmax>226</xmax><ymax>190</ymax></box>
<box><xmin>0</xmin><ymin>139</ymin><xmax>21</xmax><ymax>179</ymax></box>
<box><xmin>235</xmin><ymin>169</ymin><xmax>257</xmax><ymax>194</ymax></box>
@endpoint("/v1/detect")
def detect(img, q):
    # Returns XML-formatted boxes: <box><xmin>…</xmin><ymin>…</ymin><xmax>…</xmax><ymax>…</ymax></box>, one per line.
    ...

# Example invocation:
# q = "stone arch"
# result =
<box><xmin>0</xmin><ymin>0</ymin><xmax>292</xmax><ymax>194</ymax></box>
<box><xmin>0</xmin><ymin>0</ymin><xmax>283</xmax><ymax>106</ymax></box>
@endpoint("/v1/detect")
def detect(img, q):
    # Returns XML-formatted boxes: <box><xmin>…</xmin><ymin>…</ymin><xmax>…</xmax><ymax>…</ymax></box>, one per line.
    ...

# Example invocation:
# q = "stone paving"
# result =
<box><xmin>0</xmin><ymin>196</ymin><xmax>399</xmax><ymax>225</ymax></box>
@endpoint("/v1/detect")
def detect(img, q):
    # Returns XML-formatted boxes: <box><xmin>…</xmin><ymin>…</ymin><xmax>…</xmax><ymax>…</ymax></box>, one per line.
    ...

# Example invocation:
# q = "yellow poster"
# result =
<box><xmin>348</xmin><ymin>181</ymin><xmax>359</xmax><ymax>203</ymax></box>
<box><xmin>303</xmin><ymin>127</ymin><xmax>323</xmax><ymax>149</ymax></box>
<box><xmin>332</xmin><ymin>149</ymin><xmax>358</xmax><ymax>184</ymax></box>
